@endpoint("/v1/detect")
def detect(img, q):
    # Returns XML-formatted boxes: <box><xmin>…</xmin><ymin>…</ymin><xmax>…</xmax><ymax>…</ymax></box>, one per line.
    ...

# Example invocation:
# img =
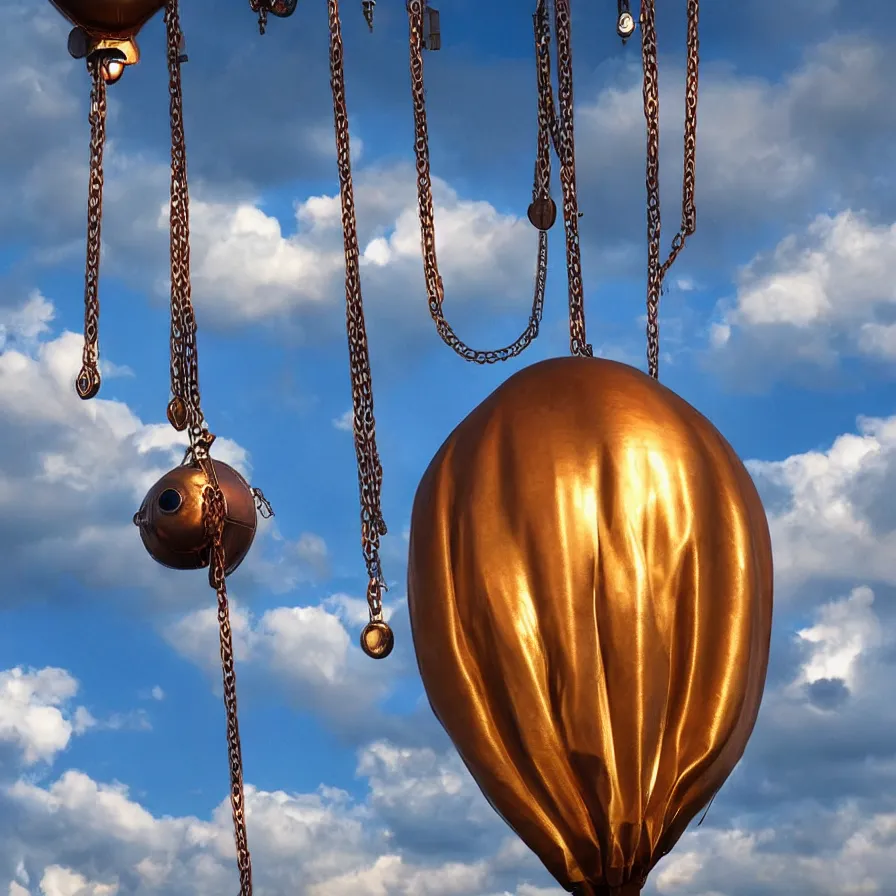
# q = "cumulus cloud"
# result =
<box><xmin>0</xmin><ymin>292</ymin><xmax>326</xmax><ymax>610</ymax></box>
<box><xmin>748</xmin><ymin>413</ymin><xmax>896</xmax><ymax>594</ymax></box>
<box><xmin>2</xmin><ymin>688</ymin><xmax>896</xmax><ymax>896</ymax></box>
<box><xmin>0</xmin><ymin>668</ymin><xmax>91</xmax><ymax>766</ymax></box>
<box><xmin>161</xmin><ymin>594</ymin><xmax>414</xmax><ymax>742</ymax></box>
<box><xmin>0</xmin><ymin>744</ymin><xmax>555</xmax><ymax>896</ymax></box>
<box><xmin>571</xmin><ymin>33</ymin><xmax>896</xmax><ymax>275</ymax></box>
<box><xmin>708</xmin><ymin>211</ymin><xmax>896</xmax><ymax>382</ymax></box>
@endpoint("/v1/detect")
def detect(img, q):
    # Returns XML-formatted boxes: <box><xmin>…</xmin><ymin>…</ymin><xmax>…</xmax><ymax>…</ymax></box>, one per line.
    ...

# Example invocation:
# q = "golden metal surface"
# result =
<box><xmin>407</xmin><ymin>357</ymin><xmax>773</xmax><ymax>893</ymax></box>
<box><xmin>360</xmin><ymin>620</ymin><xmax>395</xmax><ymax>660</ymax></box>
<box><xmin>49</xmin><ymin>0</ymin><xmax>165</xmax><ymax>41</ymax></box>
<box><xmin>134</xmin><ymin>460</ymin><xmax>258</xmax><ymax>576</ymax></box>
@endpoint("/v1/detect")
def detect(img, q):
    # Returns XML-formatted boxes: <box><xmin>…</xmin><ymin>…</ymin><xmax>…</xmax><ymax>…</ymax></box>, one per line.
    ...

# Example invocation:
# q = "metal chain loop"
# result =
<box><xmin>76</xmin><ymin>58</ymin><xmax>107</xmax><ymax>401</ymax></box>
<box><xmin>327</xmin><ymin>0</ymin><xmax>390</xmax><ymax>625</ymax></box>
<box><xmin>166</xmin><ymin>1</ymin><xmax>206</xmax><ymax>444</ymax></box>
<box><xmin>406</xmin><ymin>0</ymin><xmax>554</xmax><ymax>364</ymax></box>
<box><xmin>164</xmin><ymin>4</ymin><xmax>254</xmax><ymax>892</ymax></box>
<box><xmin>552</xmin><ymin>0</ymin><xmax>592</xmax><ymax>357</ymax></box>
<box><xmin>201</xmin><ymin>460</ymin><xmax>253</xmax><ymax>896</ymax></box>
<box><xmin>641</xmin><ymin>0</ymin><xmax>700</xmax><ymax>379</ymax></box>
<box><xmin>535</xmin><ymin>0</ymin><xmax>562</xmax><ymax>170</ymax></box>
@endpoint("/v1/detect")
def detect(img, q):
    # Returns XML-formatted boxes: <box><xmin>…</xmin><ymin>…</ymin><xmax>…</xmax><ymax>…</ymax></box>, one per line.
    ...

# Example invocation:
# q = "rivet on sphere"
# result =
<box><xmin>527</xmin><ymin>196</ymin><xmax>557</xmax><ymax>231</ymax></box>
<box><xmin>134</xmin><ymin>460</ymin><xmax>258</xmax><ymax>576</ymax></box>
<box><xmin>360</xmin><ymin>620</ymin><xmax>394</xmax><ymax>659</ymax></box>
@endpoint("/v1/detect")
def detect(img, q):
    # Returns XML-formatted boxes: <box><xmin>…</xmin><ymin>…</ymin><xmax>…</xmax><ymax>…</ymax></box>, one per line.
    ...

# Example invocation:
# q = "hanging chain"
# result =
<box><xmin>327</xmin><ymin>0</ymin><xmax>390</xmax><ymax>629</ymax></box>
<box><xmin>533</xmin><ymin>1</ymin><xmax>555</xmax><ymax>206</ymax></box>
<box><xmin>76</xmin><ymin>58</ymin><xmax>107</xmax><ymax>401</ymax></box>
<box><xmin>407</xmin><ymin>0</ymin><xmax>552</xmax><ymax>364</ymax></box>
<box><xmin>552</xmin><ymin>0</ymin><xmax>592</xmax><ymax>357</ymax></box>
<box><xmin>202</xmin><ymin>460</ymin><xmax>254</xmax><ymax>896</ymax></box>
<box><xmin>164</xmin><ymin>4</ymin><xmax>254</xmax><ymax>892</ymax></box>
<box><xmin>641</xmin><ymin>0</ymin><xmax>699</xmax><ymax>379</ymax></box>
<box><xmin>536</xmin><ymin>0</ymin><xmax>563</xmax><ymax>160</ymax></box>
<box><xmin>166</xmin><ymin>1</ymin><xmax>206</xmax><ymax>445</ymax></box>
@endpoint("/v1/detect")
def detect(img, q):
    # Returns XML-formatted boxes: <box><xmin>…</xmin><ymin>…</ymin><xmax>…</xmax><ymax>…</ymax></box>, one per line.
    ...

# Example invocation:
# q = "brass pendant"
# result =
<box><xmin>527</xmin><ymin>196</ymin><xmax>557</xmax><ymax>231</ymax></box>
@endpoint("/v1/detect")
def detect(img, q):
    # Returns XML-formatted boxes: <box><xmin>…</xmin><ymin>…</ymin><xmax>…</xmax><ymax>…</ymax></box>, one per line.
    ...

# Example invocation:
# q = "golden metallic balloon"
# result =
<box><xmin>407</xmin><ymin>357</ymin><xmax>773</xmax><ymax>895</ymax></box>
<box><xmin>49</xmin><ymin>0</ymin><xmax>165</xmax><ymax>41</ymax></box>
<box><xmin>133</xmin><ymin>460</ymin><xmax>258</xmax><ymax>576</ymax></box>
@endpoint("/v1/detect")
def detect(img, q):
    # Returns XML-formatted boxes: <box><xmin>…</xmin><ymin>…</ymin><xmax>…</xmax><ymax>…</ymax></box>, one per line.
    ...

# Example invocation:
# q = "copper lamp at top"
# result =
<box><xmin>50</xmin><ymin>0</ymin><xmax>166</xmax><ymax>40</ymax></box>
<box><xmin>50</xmin><ymin>0</ymin><xmax>167</xmax><ymax>82</ymax></box>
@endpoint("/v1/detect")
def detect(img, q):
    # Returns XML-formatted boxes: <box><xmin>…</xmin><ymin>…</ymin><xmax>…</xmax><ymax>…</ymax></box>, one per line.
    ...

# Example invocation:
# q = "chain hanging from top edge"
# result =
<box><xmin>406</xmin><ymin>0</ymin><xmax>559</xmax><ymax>364</ymax></box>
<box><xmin>164</xmin><ymin>4</ymin><xmax>255</xmax><ymax>892</ymax></box>
<box><xmin>327</xmin><ymin>0</ymin><xmax>391</xmax><ymax>630</ymax></box>
<box><xmin>641</xmin><ymin>0</ymin><xmax>700</xmax><ymax>379</ymax></box>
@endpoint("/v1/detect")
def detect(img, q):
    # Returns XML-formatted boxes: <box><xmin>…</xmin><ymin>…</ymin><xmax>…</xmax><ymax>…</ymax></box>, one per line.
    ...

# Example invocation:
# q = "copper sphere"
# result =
<box><xmin>133</xmin><ymin>460</ymin><xmax>258</xmax><ymax>576</ymax></box>
<box><xmin>360</xmin><ymin>620</ymin><xmax>394</xmax><ymax>659</ymax></box>
<box><xmin>49</xmin><ymin>0</ymin><xmax>165</xmax><ymax>41</ymax></box>
<box><xmin>527</xmin><ymin>197</ymin><xmax>557</xmax><ymax>231</ymax></box>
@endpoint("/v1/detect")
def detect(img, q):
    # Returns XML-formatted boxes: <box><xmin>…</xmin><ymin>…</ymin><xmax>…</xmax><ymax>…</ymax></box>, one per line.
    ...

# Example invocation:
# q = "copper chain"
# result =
<box><xmin>407</xmin><ymin>0</ymin><xmax>553</xmax><ymax>364</ymax></box>
<box><xmin>327</xmin><ymin>0</ymin><xmax>389</xmax><ymax>625</ymax></box>
<box><xmin>202</xmin><ymin>457</ymin><xmax>253</xmax><ymax>895</ymax></box>
<box><xmin>165</xmin><ymin>1</ymin><xmax>205</xmax><ymax>443</ymax></box>
<box><xmin>538</xmin><ymin>0</ymin><xmax>563</xmax><ymax>159</ymax></box>
<box><xmin>76</xmin><ymin>58</ymin><xmax>106</xmax><ymax>401</ymax></box>
<box><xmin>164</xmin><ymin>4</ymin><xmax>253</xmax><ymax>893</ymax></box>
<box><xmin>641</xmin><ymin>0</ymin><xmax>699</xmax><ymax>379</ymax></box>
<box><xmin>552</xmin><ymin>0</ymin><xmax>592</xmax><ymax>357</ymax></box>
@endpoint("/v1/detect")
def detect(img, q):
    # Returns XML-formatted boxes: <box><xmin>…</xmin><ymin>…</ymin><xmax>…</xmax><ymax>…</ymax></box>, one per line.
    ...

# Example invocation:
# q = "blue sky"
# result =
<box><xmin>1</xmin><ymin>0</ymin><xmax>896</xmax><ymax>893</ymax></box>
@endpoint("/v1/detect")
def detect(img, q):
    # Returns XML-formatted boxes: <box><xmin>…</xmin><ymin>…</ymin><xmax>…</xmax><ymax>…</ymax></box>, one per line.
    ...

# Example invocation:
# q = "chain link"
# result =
<box><xmin>327</xmin><ymin>0</ymin><xmax>390</xmax><ymax>624</ymax></box>
<box><xmin>76</xmin><ymin>58</ymin><xmax>106</xmax><ymax>401</ymax></box>
<box><xmin>202</xmin><ymin>459</ymin><xmax>254</xmax><ymax>896</ymax></box>
<box><xmin>166</xmin><ymin>1</ymin><xmax>207</xmax><ymax>444</ymax></box>
<box><xmin>164</xmin><ymin>4</ymin><xmax>254</xmax><ymax>892</ymax></box>
<box><xmin>538</xmin><ymin>0</ymin><xmax>563</xmax><ymax>159</ymax></box>
<box><xmin>552</xmin><ymin>0</ymin><xmax>592</xmax><ymax>357</ymax></box>
<box><xmin>407</xmin><ymin>0</ymin><xmax>554</xmax><ymax>364</ymax></box>
<box><xmin>641</xmin><ymin>0</ymin><xmax>699</xmax><ymax>379</ymax></box>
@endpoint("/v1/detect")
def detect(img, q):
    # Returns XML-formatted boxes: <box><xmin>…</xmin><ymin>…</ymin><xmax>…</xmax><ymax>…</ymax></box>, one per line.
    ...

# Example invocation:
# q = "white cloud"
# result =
<box><xmin>748</xmin><ymin>414</ymin><xmax>896</xmax><ymax>594</ymax></box>
<box><xmin>4</xmin><ymin>724</ymin><xmax>896</xmax><ymax>896</ymax></box>
<box><xmin>147</xmin><ymin>167</ymin><xmax>542</xmax><ymax>331</ymax></box>
<box><xmin>0</xmin><ymin>293</ymin><xmax>54</xmax><ymax>349</ymax></box>
<box><xmin>163</xmin><ymin>597</ymin><xmax>404</xmax><ymax>735</ymax></box>
<box><xmin>333</xmin><ymin>410</ymin><xmax>354</xmax><ymax>432</ymax></box>
<box><xmin>0</xmin><ymin>293</ymin><xmax>309</xmax><ymax>611</ymax></box>
<box><xmin>39</xmin><ymin>866</ymin><xmax>118</xmax><ymax>896</ymax></box>
<box><xmin>0</xmin><ymin>668</ymin><xmax>90</xmax><ymax>766</ymax></box>
<box><xmin>709</xmin><ymin>211</ymin><xmax>896</xmax><ymax>378</ymax></box>
<box><xmin>0</xmin><ymin>734</ymin><xmax>557</xmax><ymax>896</ymax></box>
<box><xmin>792</xmin><ymin>586</ymin><xmax>884</xmax><ymax>691</ymax></box>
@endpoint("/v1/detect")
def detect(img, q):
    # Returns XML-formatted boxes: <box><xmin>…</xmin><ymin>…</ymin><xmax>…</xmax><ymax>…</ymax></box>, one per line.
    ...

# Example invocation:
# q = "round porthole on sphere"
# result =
<box><xmin>158</xmin><ymin>488</ymin><xmax>183</xmax><ymax>514</ymax></box>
